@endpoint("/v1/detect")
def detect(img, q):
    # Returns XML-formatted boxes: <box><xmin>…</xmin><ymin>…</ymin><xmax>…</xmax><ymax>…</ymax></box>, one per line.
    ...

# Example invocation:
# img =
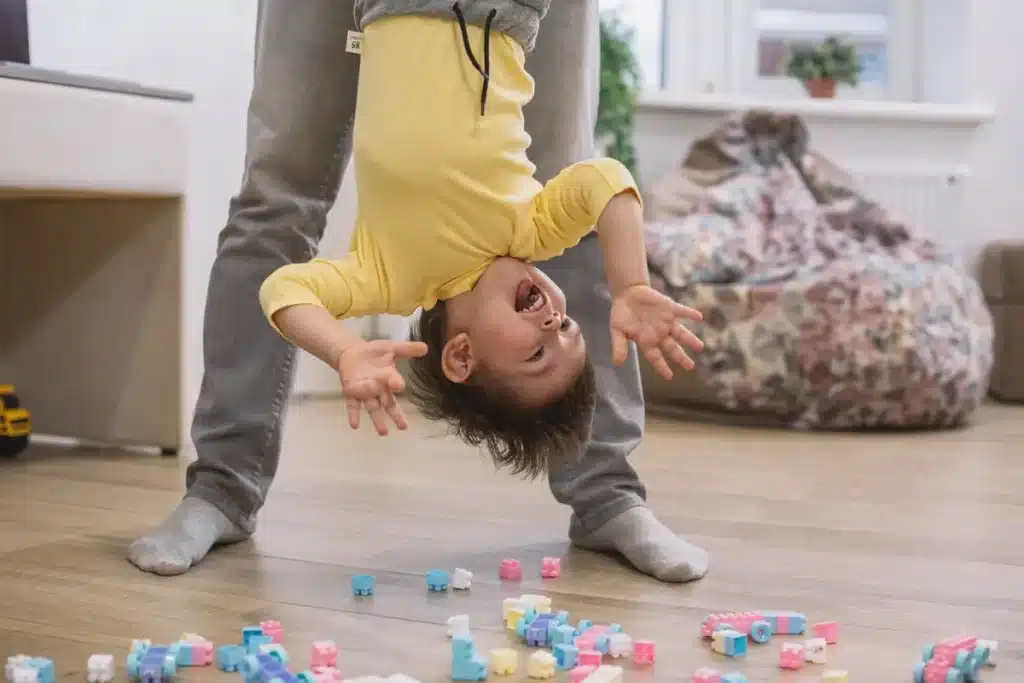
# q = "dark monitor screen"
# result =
<box><xmin>0</xmin><ymin>0</ymin><xmax>30</xmax><ymax>65</ymax></box>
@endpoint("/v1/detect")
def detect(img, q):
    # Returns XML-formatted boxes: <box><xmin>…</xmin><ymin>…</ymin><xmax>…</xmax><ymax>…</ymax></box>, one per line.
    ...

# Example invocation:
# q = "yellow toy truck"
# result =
<box><xmin>0</xmin><ymin>384</ymin><xmax>31</xmax><ymax>457</ymax></box>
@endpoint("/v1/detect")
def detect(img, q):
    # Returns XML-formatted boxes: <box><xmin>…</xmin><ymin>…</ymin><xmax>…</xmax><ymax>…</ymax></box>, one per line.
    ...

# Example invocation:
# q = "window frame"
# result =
<box><xmin>661</xmin><ymin>0</ymin><xmax>924</xmax><ymax>102</ymax></box>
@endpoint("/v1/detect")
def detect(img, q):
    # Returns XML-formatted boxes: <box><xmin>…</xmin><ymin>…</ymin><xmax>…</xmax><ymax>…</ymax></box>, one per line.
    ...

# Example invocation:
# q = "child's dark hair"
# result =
<box><xmin>407</xmin><ymin>303</ymin><xmax>597</xmax><ymax>479</ymax></box>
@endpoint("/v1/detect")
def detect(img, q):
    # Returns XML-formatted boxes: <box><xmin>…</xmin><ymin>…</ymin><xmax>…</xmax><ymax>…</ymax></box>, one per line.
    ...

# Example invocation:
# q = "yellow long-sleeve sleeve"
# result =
<box><xmin>513</xmin><ymin>157</ymin><xmax>642</xmax><ymax>263</ymax></box>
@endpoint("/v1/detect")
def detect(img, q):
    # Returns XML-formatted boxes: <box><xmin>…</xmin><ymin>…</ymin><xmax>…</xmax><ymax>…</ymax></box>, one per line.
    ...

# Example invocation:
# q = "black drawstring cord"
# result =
<box><xmin>452</xmin><ymin>3</ymin><xmax>497</xmax><ymax>115</ymax></box>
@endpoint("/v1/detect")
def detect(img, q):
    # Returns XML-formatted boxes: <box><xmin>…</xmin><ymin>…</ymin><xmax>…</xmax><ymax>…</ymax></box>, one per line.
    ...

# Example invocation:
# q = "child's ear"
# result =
<box><xmin>440</xmin><ymin>332</ymin><xmax>476</xmax><ymax>383</ymax></box>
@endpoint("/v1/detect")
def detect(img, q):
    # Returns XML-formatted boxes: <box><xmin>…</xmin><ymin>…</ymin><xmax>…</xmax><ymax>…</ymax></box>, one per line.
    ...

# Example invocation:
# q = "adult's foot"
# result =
<box><xmin>128</xmin><ymin>497</ymin><xmax>250</xmax><ymax>576</ymax></box>
<box><xmin>573</xmin><ymin>506</ymin><xmax>709</xmax><ymax>583</ymax></box>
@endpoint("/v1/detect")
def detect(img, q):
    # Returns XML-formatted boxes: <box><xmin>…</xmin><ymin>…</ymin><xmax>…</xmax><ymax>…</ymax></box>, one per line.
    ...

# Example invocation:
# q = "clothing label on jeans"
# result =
<box><xmin>346</xmin><ymin>31</ymin><xmax>363</xmax><ymax>54</ymax></box>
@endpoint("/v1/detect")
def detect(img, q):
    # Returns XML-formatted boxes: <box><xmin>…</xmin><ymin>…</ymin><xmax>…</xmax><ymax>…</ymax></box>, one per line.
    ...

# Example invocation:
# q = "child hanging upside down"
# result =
<box><xmin>258</xmin><ymin>0</ymin><xmax>704</xmax><ymax>478</ymax></box>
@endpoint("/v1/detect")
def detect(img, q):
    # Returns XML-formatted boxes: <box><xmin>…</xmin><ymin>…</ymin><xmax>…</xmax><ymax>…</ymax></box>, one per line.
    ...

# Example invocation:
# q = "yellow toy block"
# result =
<box><xmin>526</xmin><ymin>651</ymin><xmax>555</xmax><ymax>679</ymax></box>
<box><xmin>505</xmin><ymin>608</ymin><xmax>525</xmax><ymax>631</ymax></box>
<box><xmin>488</xmin><ymin>648</ymin><xmax>517</xmax><ymax>676</ymax></box>
<box><xmin>821</xmin><ymin>670</ymin><xmax>848</xmax><ymax>682</ymax></box>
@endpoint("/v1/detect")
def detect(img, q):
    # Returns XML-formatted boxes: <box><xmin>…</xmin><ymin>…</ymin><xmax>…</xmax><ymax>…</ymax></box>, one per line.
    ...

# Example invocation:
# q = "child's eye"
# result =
<box><xmin>530</xmin><ymin>347</ymin><xmax>545</xmax><ymax>361</ymax></box>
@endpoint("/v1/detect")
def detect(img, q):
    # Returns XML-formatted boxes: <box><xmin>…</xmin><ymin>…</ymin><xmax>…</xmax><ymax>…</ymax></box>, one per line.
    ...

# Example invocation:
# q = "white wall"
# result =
<box><xmin>22</xmin><ymin>0</ymin><xmax>1023</xmax><ymax>422</ymax></box>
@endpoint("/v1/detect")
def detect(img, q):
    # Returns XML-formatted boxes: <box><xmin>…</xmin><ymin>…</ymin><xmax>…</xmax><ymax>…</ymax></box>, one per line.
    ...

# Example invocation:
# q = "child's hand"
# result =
<box><xmin>609</xmin><ymin>285</ymin><xmax>704</xmax><ymax>379</ymax></box>
<box><xmin>336</xmin><ymin>340</ymin><xmax>428</xmax><ymax>435</ymax></box>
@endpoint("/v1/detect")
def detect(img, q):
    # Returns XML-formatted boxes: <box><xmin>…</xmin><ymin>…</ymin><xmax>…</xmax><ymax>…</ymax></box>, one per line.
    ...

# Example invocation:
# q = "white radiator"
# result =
<box><xmin>849</xmin><ymin>165</ymin><xmax>970</xmax><ymax>246</ymax></box>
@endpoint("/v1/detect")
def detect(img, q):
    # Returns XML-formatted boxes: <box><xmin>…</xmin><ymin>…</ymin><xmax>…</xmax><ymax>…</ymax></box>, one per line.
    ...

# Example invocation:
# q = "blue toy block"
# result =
<box><xmin>551</xmin><ymin>624</ymin><xmax>576</xmax><ymax>647</ymax></box>
<box><xmin>721</xmin><ymin>673</ymin><xmax>748</xmax><ymax>683</ymax></box>
<box><xmin>594</xmin><ymin>633</ymin><xmax>610</xmax><ymax>654</ymax></box>
<box><xmin>717</xmin><ymin>631</ymin><xmax>748</xmax><ymax>657</ymax></box>
<box><xmin>425</xmin><ymin>569</ymin><xmax>450</xmax><ymax>592</ymax></box>
<box><xmin>246</xmin><ymin>635</ymin><xmax>273</xmax><ymax>655</ymax></box>
<box><xmin>295</xmin><ymin>672</ymin><xmax>315</xmax><ymax>683</ymax></box>
<box><xmin>241</xmin><ymin>627</ymin><xmax>264</xmax><ymax>646</ymax></box>
<box><xmin>526</xmin><ymin>623</ymin><xmax>549</xmax><ymax>647</ymax></box>
<box><xmin>216</xmin><ymin>646</ymin><xmax>246</xmax><ymax>673</ymax></box>
<box><xmin>134</xmin><ymin>647</ymin><xmax>176</xmax><ymax>683</ymax></box>
<box><xmin>554</xmin><ymin>610</ymin><xmax>570</xmax><ymax>625</ymax></box>
<box><xmin>27</xmin><ymin>659</ymin><xmax>54</xmax><ymax>683</ymax></box>
<box><xmin>351</xmin><ymin>573</ymin><xmax>375</xmax><ymax>596</ymax></box>
<box><xmin>761</xmin><ymin>611</ymin><xmax>806</xmax><ymax>636</ymax></box>
<box><xmin>451</xmin><ymin>635</ymin><xmax>487</xmax><ymax>682</ymax></box>
<box><xmin>261</xmin><ymin>645</ymin><xmax>288</xmax><ymax>666</ymax></box>
<box><xmin>577</xmin><ymin>619</ymin><xmax>592</xmax><ymax>633</ymax></box>
<box><xmin>554</xmin><ymin>644</ymin><xmax>578</xmax><ymax>670</ymax></box>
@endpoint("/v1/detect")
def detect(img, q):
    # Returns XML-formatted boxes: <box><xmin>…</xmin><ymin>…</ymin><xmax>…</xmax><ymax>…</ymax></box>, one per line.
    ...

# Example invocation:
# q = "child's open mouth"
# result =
<box><xmin>514</xmin><ymin>279</ymin><xmax>546</xmax><ymax>313</ymax></box>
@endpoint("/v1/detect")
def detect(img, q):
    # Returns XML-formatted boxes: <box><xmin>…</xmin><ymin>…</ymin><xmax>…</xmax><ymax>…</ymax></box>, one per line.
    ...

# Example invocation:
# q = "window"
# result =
<box><xmin>643</xmin><ymin>0</ymin><xmax>971</xmax><ymax>104</ymax></box>
<box><xmin>599</xmin><ymin>0</ymin><xmax>665</xmax><ymax>90</ymax></box>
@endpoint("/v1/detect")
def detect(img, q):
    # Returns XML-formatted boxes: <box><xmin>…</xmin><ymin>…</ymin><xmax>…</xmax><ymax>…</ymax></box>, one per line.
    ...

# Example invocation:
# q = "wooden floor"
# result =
<box><xmin>1</xmin><ymin>399</ymin><xmax>1022</xmax><ymax>682</ymax></box>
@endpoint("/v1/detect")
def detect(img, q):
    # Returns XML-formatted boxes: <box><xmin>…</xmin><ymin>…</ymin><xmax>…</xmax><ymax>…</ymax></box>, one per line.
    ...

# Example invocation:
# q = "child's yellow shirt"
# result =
<box><xmin>259</xmin><ymin>16</ymin><xmax>639</xmax><ymax>333</ymax></box>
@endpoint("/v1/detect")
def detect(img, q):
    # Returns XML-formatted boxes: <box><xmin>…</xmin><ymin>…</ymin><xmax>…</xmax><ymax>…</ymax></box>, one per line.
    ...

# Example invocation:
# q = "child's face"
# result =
<box><xmin>441</xmin><ymin>258</ymin><xmax>587</xmax><ymax>408</ymax></box>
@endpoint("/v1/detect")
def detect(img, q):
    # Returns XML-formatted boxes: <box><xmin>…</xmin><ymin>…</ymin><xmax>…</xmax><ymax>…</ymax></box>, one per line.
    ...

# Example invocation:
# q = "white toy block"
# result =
<box><xmin>451</xmin><ymin>568</ymin><xmax>473</xmax><ymax>590</ymax></box>
<box><xmin>502</xmin><ymin>597</ymin><xmax>525</xmax><ymax>620</ymax></box>
<box><xmin>5</xmin><ymin>656</ymin><xmax>31</xmax><ymax>682</ymax></box>
<box><xmin>803</xmin><ymin>637</ymin><xmax>827</xmax><ymax>664</ymax></box>
<box><xmin>86</xmin><ymin>654</ymin><xmax>115</xmax><ymax>683</ymax></box>
<box><xmin>446</xmin><ymin>614</ymin><xmax>470</xmax><ymax>638</ymax></box>
<box><xmin>582</xmin><ymin>665</ymin><xmax>624</xmax><ymax>682</ymax></box>
<box><xmin>978</xmin><ymin>639</ymin><xmax>998</xmax><ymax>666</ymax></box>
<box><xmin>11</xmin><ymin>668</ymin><xmax>36</xmax><ymax>683</ymax></box>
<box><xmin>821</xmin><ymin>670</ymin><xmax>848</xmax><ymax>682</ymax></box>
<box><xmin>526</xmin><ymin>651</ymin><xmax>556</xmax><ymax>679</ymax></box>
<box><xmin>520</xmin><ymin>594</ymin><xmax>552</xmax><ymax>613</ymax></box>
<box><xmin>606</xmin><ymin>633</ymin><xmax>632</xmax><ymax>658</ymax></box>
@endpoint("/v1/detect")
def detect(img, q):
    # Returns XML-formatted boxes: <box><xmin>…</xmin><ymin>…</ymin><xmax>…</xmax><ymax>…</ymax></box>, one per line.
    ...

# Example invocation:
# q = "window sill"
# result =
<box><xmin>636</xmin><ymin>92</ymin><xmax>995</xmax><ymax>126</ymax></box>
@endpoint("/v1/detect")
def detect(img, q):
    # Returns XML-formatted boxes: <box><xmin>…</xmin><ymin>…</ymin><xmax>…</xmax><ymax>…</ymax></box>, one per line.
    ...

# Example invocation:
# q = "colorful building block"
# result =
<box><xmin>296</xmin><ymin>671</ymin><xmax>315</xmax><ymax>683</ymax></box>
<box><xmin>245</xmin><ymin>636</ymin><xmax>273</xmax><ymax>655</ymax></box>
<box><xmin>551</xmin><ymin>624</ymin><xmax>576</xmax><ymax>647</ymax></box>
<box><xmin>241</xmin><ymin>627</ymin><xmax>264</xmax><ymax>647</ymax></box>
<box><xmin>239</xmin><ymin>654</ymin><xmax>299</xmax><ymax>683</ymax></box>
<box><xmin>576</xmin><ymin>625</ymin><xmax>610</xmax><ymax>652</ymax></box>
<box><xmin>311</xmin><ymin>667</ymin><xmax>340</xmax><ymax>683</ymax></box>
<box><xmin>131</xmin><ymin>646</ymin><xmax>177</xmax><ymax>683</ymax></box>
<box><xmin>821</xmin><ymin>670</ymin><xmax>848</xmax><ymax>682</ymax></box>
<box><xmin>488</xmin><ymin>649</ymin><xmax>517</xmax><ymax>676</ymax></box>
<box><xmin>576</xmin><ymin>619</ymin><xmax>593</xmax><ymax>633</ymax></box>
<box><xmin>452</xmin><ymin>568</ymin><xmax>473</xmax><ymax>590</ymax></box>
<box><xmin>446</xmin><ymin>614</ymin><xmax>470</xmax><ymax>639</ymax></box>
<box><xmin>6</xmin><ymin>656</ymin><xmax>32</xmax><ymax>682</ymax></box>
<box><xmin>502</xmin><ymin>597</ymin><xmax>524</xmax><ymax>620</ymax></box>
<box><xmin>581</xmin><ymin>665</ymin><xmax>624</xmax><ymax>682</ymax></box>
<box><xmin>351</xmin><ymin>574</ymin><xmax>375</xmax><ymax>596</ymax></box>
<box><xmin>977</xmin><ymin>639</ymin><xmax>998</xmax><ymax>666</ymax></box>
<box><xmin>701</xmin><ymin>612</ymin><xmax>773</xmax><ymax>643</ymax></box>
<box><xmin>451</xmin><ymin>635</ymin><xmax>487</xmax><ymax>681</ymax></box>
<box><xmin>692</xmin><ymin>667</ymin><xmax>721</xmax><ymax>683</ymax></box>
<box><xmin>633</xmin><ymin>640</ymin><xmax>655</xmax><ymax>666</ymax></box>
<box><xmin>577</xmin><ymin>651</ymin><xmax>601</xmax><ymax>668</ymax></box>
<box><xmin>176</xmin><ymin>638</ymin><xmax>213</xmax><ymax>667</ymax></box>
<box><xmin>606</xmin><ymin>633</ymin><xmax>632</xmax><ymax>658</ymax></box>
<box><xmin>9</xmin><ymin>668</ymin><xmax>35</xmax><ymax>683</ymax></box>
<box><xmin>505</xmin><ymin>608</ymin><xmax>525</xmax><ymax>632</ymax></box>
<box><xmin>310</xmin><ymin>642</ymin><xmax>337</xmax><ymax>669</ymax></box>
<box><xmin>17</xmin><ymin>659</ymin><xmax>54</xmax><ymax>683</ymax></box>
<box><xmin>541</xmin><ymin>557</ymin><xmax>561</xmax><ymax>578</ymax></box>
<box><xmin>526</xmin><ymin>622</ymin><xmax>551</xmax><ymax>647</ymax></box>
<box><xmin>812</xmin><ymin>621</ymin><xmax>839</xmax><ymax>644</ymax></box>
<box><xmin>216</xmin><ymin>646</ymin><xmax>245</xmax><ymax>673</ymax></box>
<box><xmin>86</xmin><ymin>655</ymin><xmax>115</xmax><ymax>683</ymax></box>
<box><xmin>711</xmin><ymin>630</ymin><xmax>747</xmax><ymax>657</ymax></box>
<box><xmin>804</xmin><ymin>637</ymin><xmax>827</xmax><ymax>664</ymax></box>
<box><xmin>526</xmin><ymin>652</ymin><xmax>555</xmax><ymax>680</ymax></box>
<box><xmin>720</xmin><ymin>673</ymin><xmax>748</xmax><ymax>683</ymax></box>
<box><xmin>499</xmin><ymin>559</ymin><xmax>522</xmax><ymax>580</ymax></box>
<box><xmin>259</xmin><ymin>621</ymin><xmax>283</xmax><ymax>644</ymax></box>
<box><xmin>425</xmin><ymin>569</ymin><xmax>450</xmax><ymax>591</ymax></box>
<box><xmin>553</xmin><ymin>645</ymin><xmax>578</xmax><ymax>671</ymax></box>
<box><xmin>778</xmin><ymin>642</ymin><xmax>804</xmax><ymax>670</ymax></box>
<box><xmin>258</xmin><ymin>644</ymin><xmax>288</xmax><ymax>666</ymax></box>
<box><xmin>569</xmin><ymin>666</ymin><xmax>596</xmax><ymax>682</ymax></box>
<box><xmin>520</xmin><ymin>594</ymin><xmax>552</xmax><ymax>613</ymax></box>
<box><xmin>761</xmin><ymin>611</ymin><xmax>807</xmax><ymax>636</ymax></box>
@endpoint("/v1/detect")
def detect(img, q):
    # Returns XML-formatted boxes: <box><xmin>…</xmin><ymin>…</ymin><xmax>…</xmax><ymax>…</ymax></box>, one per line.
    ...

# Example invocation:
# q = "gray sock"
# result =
<box><xmin>128</xmin><ymin>497</ymin><xmax>250</xmax><ymax>576</ymax></box>
<box><xmin>573</xmin><ymin>506</ymin><xmax>709</xmax><ymax>583</ymax></box>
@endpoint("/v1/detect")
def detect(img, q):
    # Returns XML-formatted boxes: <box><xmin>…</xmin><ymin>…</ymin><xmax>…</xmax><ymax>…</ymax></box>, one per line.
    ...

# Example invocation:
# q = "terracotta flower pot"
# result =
<box><xmin>804</xmin><ymin>78</ymin><xmax>837</xmax><ymax>99</ymax></box>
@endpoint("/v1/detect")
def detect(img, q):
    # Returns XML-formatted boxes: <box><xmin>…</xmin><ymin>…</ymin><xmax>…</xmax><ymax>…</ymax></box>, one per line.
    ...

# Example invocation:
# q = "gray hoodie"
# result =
<box><xmin>354</xmin><ymin>0</ymin><xmax>550</xmax><ymax>51</ymax></box>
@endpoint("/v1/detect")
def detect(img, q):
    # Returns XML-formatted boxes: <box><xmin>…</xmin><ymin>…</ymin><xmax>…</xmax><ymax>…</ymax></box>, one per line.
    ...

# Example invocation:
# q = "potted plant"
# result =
<box><xmin>597</xmin><ymin>13</ymin><xmax>642</xmax><ymax>176</ymax></box>
<box><xmin>785</xmin><ymin>35</ymin><xmax>862</xmax><ymax>99</ymax></box>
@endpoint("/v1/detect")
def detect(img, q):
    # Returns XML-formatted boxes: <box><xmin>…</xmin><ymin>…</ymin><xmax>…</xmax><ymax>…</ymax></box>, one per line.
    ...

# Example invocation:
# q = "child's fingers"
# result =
<box><xmin>642</xmin><ymin>345</ymin><xmax>674</xmax><ymax>380</ymax></box>
<box><xmin>390</xmin><ymin>341</ymin><xmax>429</xmax><ymax>359</ymax></box>
<box><xmin>662</xmin><ymin>338</ymin><xmax>696</xmax><ymax>371</ymax></box>
<box><xmin>610</xmin><ymin>327</ymin><xmax>630</xmax><ymax>365</ymax></box>
<box><xmin>345</xmin><ymin>397</ymin><xmax>362</xmax><ymax>430</ymax></box>
<box><xmin>671</xmin><ymin>322</ymin><xmax>705</xmax><ymax>352</ymax></box>
<box><xmin>365</xmin><ymin>396</ymin><xmax>391</xmax><ymax>436</ymax></box>
<box><xmin>387</xmin><ymin>371</ymin><xmax>407</xmax><ymax>393</ymax></box>
<box><xmin>672</xmin><ymin>302</ymin><xmax>704</xmax><ymax>321</ymax></box>
<box><xmin>384</xmin><ymin>394</ymin><xmax>410</xmax><ymax>431</ymax></box>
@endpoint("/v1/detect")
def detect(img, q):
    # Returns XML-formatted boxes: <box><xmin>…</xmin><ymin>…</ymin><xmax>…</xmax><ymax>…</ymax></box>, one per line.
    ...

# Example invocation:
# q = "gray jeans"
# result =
<box><xmin>187</xmin><ymin>0</ymin><xmax>648</xmax><ymax>537</ymax></box>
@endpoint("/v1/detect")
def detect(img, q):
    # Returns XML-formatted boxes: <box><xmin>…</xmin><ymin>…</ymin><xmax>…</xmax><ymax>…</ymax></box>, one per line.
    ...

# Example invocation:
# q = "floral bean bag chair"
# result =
<box><xmin>643</xmin><ymin>111</ymin><xmax>993</xmax><ymax>429</ymax></box>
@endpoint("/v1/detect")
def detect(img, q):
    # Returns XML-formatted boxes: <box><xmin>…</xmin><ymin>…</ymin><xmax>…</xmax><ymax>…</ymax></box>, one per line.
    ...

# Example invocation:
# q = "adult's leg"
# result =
<box><xmin>129</xmin><ymin>0</ymin><xmax>361</xmax><ymax>575</ymax></box>
<box><xmin>527</xmin><ymin>0</ymin><xmax>708</xmax><ymax>582</ymax></box>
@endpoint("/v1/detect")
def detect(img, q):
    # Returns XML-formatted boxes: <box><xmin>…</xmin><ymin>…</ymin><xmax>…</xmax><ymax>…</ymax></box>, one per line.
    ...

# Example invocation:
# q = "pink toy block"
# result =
<box><xmin>570</xmin><ymin>666</ymin><xmax>597</xmax><ymax>682</ymax></box>
<box><xmin>778</xmin><ymin>642</ymin><xmax>804</xmax><ymax>670</ymax></box>
<box><xmin>189</xmin><ymin>640</ymin><xmax>214</xmax><ymax>666</ymax></box>
<box><xmin>576</xmin><ymin>626</ymin><xmax>611</xmax><ymax>651</ymax></box>
<box><xmin>812</xmin><ymin>621</ymin><xmax>839</xmax><ymax>644</ymax></box>
<box><xmin>633</xmin><ymin>640</ymin><xmax>655</xmax><ymax>665</ymax></box>
<box><xmin>692</xmin><ymin>667</ymin><xmax>721</xmax><ymax>683</ymax></box>
<box><xmin>310</xmin><ymin>642</ymin><xmax>337</xmax><ymax>669</ymax></box>
<box><xmin>260</xmin><ymin>621</ymin><xmax>283</xmax><ymax>644</ymax></box>
<box><xmin>578</xmin><ymin>651</ymin><xmax>602</xmax><ymax>668</ymax></box>
<box><xmin>932</xmin><ymin>634</ymin><xmax>977</xmax><ymax>661</ymax></box>
<box><xmin>498</xmin><ymin>559</ymin><xmax>522</xmax><ymax>581</ymax></box>
<box><xmin>311</xmin><ymin>667</ymin><xmax>340</xmax><ymax>683</ymax></box>
<box><xmin>540</xmin><ymin>557</ymin><xmax>561</xmax><ymax>579</ymax></box>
